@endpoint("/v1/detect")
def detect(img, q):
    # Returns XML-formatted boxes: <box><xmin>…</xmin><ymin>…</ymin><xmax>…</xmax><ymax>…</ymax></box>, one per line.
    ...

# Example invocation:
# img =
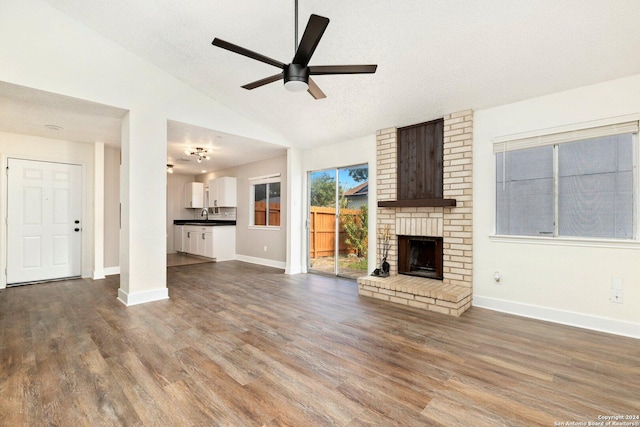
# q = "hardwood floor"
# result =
<box><xmin>1</xmin><ymin>261</ymin><xmax>638</xmax><ymax>426</ymax></box>
<box><xmin>167</xmin><ymin>253</ymin><xmax>214</xmax><ymax>267</ymax></box>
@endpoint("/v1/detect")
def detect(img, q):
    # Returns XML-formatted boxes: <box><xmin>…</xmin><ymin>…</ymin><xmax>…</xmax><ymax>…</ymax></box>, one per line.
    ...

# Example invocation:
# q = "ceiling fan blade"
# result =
<box><xmin>292</xmin><ymin>14</ymin><xmax>330</xmax><ymax>66</ymax></box>
<box><xmin>242</xmin><ymin>73</ymin><xmax>283</xmax><ymax>90</ymax></box>
<box><xmin>309</xmin><ymin>65</ymin><xmax>378</xmax><ymax>75</ymax></box>
<box><xmin>307</xmin><ymin>78</ymin><xmax>326</xmax><ymax>99</ymax></box>
<box><xmin>212</xmin><ymin>38</ymin><xmax>285</xmax><ymax>69</ymax></box>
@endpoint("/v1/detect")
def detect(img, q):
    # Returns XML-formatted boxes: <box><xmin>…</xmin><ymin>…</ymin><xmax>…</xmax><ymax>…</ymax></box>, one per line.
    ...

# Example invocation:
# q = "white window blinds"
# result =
<box><xmin>493</xmin><ymin>121</ymin><xmax>639</xmax><ymax>154</ymax></box>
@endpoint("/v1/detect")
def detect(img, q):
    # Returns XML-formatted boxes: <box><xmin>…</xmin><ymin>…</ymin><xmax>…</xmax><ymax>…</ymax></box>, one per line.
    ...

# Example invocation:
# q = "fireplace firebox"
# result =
<box><xmin>398</xmin><ymin>235</ymin><xmax>443</xmax><ymax>279</ymax></box>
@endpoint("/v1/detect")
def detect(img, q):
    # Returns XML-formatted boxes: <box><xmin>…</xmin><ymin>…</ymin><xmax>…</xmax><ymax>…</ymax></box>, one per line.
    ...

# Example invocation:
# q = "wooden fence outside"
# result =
<box><xmin>254</xmin><ymin>203</ymin><xmax>362</xmax><ymax>258</ymax></box>
<box><xmin>309</xmin><ymin>206</ymin><xmax>361</xmax><ymax>258</ymax></box>
<box><xmin>254</xmin><ymin>201</ymin><xmax>281</xmax><ymax>226</ymax></box>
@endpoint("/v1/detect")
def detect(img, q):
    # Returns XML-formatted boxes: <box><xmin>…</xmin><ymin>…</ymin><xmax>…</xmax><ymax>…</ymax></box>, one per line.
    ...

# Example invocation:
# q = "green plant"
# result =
<box><xmin>341</xmin><ymin>204</ymin><xmax>368</xmax><ymax>258</ymax></box>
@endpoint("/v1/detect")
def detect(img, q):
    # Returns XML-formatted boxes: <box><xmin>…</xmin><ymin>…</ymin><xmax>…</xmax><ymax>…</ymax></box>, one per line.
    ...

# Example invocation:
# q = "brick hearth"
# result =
<box><xmin>357</xmin><ymin>110</ymin><xmax>473</xmax><ymax>316</ymax></box>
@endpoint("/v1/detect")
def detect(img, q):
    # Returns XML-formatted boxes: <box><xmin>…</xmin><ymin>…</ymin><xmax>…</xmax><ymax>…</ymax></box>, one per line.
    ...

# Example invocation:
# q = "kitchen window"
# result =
<box><xmin>250</xmin><ymin>176</ymin><xmax>281</xmax><ymax>227</ymax></box>
<box><xmin>495</xmin><ymin>121</ymin><xmax>638</xmax><ymax>239</ymax></box>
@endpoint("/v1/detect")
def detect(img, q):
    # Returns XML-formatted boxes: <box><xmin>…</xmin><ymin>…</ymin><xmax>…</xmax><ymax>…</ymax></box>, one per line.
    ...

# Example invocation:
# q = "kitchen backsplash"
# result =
<box><xmin>199</xmin><ymin>207</ymin><xmax>236</xmax><ymax>220</ymax></box>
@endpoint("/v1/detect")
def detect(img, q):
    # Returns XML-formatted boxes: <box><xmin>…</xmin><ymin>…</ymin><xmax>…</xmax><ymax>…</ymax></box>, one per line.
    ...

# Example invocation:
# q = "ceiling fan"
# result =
<box><xmin>211</xmin><ymin>1</ymin><xmax>377</xmax><ymax>99</ymax></box>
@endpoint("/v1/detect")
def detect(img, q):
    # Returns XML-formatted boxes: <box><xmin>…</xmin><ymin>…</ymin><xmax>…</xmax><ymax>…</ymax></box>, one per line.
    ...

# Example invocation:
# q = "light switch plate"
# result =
<box><xmin>611</xmin><ymin>277</ymin><xmax>623</xmax><ymax>290</ymax></box>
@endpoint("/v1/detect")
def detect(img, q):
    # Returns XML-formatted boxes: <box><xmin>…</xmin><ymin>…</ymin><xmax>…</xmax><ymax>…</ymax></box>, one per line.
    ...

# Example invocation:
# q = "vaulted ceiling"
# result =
<box><xmin>41</xmin><ymin>0</ymin><xmax>640</xmax><ymax>149</ymax></box>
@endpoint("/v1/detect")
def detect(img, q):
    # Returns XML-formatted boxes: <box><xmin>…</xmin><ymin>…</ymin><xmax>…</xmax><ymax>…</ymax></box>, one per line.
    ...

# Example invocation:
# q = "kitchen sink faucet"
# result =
<box><xmin>201</xmin><ymin>208</ymin><xmax>209</xmax><ymax>220</ymax></box>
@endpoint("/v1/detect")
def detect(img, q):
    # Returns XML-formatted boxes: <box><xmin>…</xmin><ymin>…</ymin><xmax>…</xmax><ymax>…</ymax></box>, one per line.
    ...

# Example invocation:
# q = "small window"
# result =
<box><xmin>251</xmin><ymin>181</ymin><xmax>281</xmax><ymax>227</ymax></box>
<box><xmin>495</xmin><ymin>126</ymin><xmax>636</xmax><ymax>239</ymax></box>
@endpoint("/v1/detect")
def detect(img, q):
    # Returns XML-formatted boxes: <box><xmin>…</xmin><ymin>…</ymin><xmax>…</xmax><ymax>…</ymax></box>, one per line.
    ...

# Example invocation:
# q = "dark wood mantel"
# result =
<box><xmin>378</xmin><ymin>198</ymin><xmax>456</xmax><ymax>208</ymax></box>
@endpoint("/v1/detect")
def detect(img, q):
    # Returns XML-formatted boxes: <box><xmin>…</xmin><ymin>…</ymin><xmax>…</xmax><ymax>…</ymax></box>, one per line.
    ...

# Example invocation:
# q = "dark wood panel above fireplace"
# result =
<box><xmin>398</xmin><ymin>119</ymin><xmax>444</xmax><ymax>200</ymax></box>
<box><xmin>377</xmin><ymin>118</ymin><xmax>456</xmax><ymax>208</ymax></box>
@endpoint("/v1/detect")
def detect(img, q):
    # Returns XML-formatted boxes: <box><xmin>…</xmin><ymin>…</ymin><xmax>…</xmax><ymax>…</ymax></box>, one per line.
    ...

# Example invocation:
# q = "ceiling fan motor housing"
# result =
<box><xmin>284</xmin><ymin>63</ymin><xmax>310</xmax><ymax>91</ymax></box>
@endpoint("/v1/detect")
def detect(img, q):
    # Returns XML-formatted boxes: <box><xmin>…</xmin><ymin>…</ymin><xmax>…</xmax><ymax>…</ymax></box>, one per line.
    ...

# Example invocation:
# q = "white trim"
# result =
<box><xmin>284</xmin><ymin>264</ymin><xmax>304</xmax><ymax>275</ymax></box>
<box><xmin>117</xmin><ymin>287</ymin><xmax>169</xmax><ymax>306</ymax></box>
<box><xmin>0</xmin><ymin>155</ymin><xmax>6</xmax><ymax>289</ymax></box>
<box><xmin>248</xmin><ymin>173</ymin><xmax>281</xmax><ymax>183</ymax></box>
<box><xmin>489</xmin><ymin>234</ymin><xmax>640</xmax><ymax>249</ymax></box>
<box><xmin>473</xmin><ymin>295</ymin><xmax>640</xmax><ymax>339</ymax></box>
<box><xmin>104</xmin><ymin>266</ymin><xmax>120</xmax><ymax>276</ymax></box>
<box><xmin>92</xmin><ymin>270</ymin><xmax>106</xmax><ymax>280</ymax></box>
<box><xmin>94</xmin><ymin>143</ymin><xmax>105</xmax><ymax>282</ymax></box>
<box><xmin>493</xmin><ymin>121</ymin><xmax>638</xmax><ymax>153</ymax></box>
<box><xmin>235</xmin><ymin>254</ymin><xmax>286</xmax><ymax>270</ymax></box>
<box><xmin>248</xmin><ymin>226</ymin><xmax>281</xmax><ymax>231</ymax></box>
<box><xmin>493</xmin><ymin>114</ymin><xmax>640</xmax><ymax>150</ymax></box>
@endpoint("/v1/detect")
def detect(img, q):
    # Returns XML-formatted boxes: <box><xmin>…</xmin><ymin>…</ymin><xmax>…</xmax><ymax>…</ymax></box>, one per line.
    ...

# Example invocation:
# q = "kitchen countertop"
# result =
<box><xmin>173</xmin><ymin>219</ymin><xmax>237</xmax><ymax>226</ymax></box>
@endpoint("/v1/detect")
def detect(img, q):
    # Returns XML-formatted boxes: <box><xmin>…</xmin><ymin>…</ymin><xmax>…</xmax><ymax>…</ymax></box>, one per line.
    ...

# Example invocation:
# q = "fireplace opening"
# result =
<box><xmin>398</xmin><ymin>235</ymin><xmax>443</xmax><ymax>279</ymax></box>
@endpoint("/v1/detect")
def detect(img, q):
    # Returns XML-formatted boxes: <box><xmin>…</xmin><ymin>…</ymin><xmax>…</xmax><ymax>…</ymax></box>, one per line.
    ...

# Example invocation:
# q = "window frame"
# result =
<box><xmin>249</xmin><ymin>174</ymin><xmax>281</xmax><ymax>229</ymax></box>
<box><xmin>493</xmin><ymin>119</ymin><xmax>639</xmax><ymax>242</ymax></box>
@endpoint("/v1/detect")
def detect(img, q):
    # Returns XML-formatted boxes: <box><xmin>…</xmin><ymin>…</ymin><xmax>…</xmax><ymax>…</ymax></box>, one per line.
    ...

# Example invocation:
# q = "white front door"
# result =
<box><xmin>7</xmin><ymin>159</ymin><xmax>82</xmax><ymax>285</ymax></box>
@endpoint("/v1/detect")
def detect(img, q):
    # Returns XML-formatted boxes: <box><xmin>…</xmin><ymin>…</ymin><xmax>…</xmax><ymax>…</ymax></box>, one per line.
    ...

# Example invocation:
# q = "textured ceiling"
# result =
<box><xmin>0</xmin><ymin>81</ymin><xmax>126</xmax><ymax>146</ymax></box>
<box><xmin>0</xmin><ymin>82</ymin><xmax>285</xmax><ymax>175</ymax></box>
<box><xmin>3</xmin><ymin>0</ymin><xmax>640</xmax><ymax>173</ymax></box>
<box><xmin>167</xmin><ymin>120</ymin><xmax>286</xmax><ymax>175</ymax></box>
<box><xmin>39</xmin><ymin>0</ymin><xmax>640</xmax><ymax>149</ymax></box>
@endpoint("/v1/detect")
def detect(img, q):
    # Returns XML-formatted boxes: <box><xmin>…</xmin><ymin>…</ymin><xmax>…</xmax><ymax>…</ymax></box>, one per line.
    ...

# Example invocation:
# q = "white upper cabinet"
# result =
<box><xmin>208</xmin><ymin>177</ymin><xmax>237</xmax><ymax>207</ymax></box>
<box><xmin>184</xmin><ymin>182</ymin><xmax>204</xmax><ymax>208</ymax></box>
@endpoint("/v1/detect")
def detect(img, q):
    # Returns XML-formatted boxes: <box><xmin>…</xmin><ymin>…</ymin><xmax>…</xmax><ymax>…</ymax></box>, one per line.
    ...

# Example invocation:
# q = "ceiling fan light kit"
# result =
<box><xmin>284</xmin><ymin>64</ymin><xmax>310</xmax><ymax>92</ymax></box>
<box><xmin>211</xmin><ymin>1</ymin><xmax>376</xmax><ymax>99</ymax></box>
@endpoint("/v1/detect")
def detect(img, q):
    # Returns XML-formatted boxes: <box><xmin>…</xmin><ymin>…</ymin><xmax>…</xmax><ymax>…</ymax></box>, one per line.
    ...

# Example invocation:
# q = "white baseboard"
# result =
<box><xmin>117</xmin><ymin>287</ymin><xmax>169</xmax><ymax>306</ymax></box>
<box><xmin>473</xmin><ymin>295</ymin><xmax>640</xmax><ymax>339</ymax></box>
<box><xmin>104</xmin><ymin>266</ymin><xmax>120</xmax><ymax>276</ymax></box>
<box><xmin>285</xmin><ymin>263</ymin><xmax>305</xmax><ymax>275</ymax></box>
<box><xmin>92</xmin><ymin>270</ymin><xmax>106</xmax><ymax>280</ymax></box>
<box><xmin>235</xmin><ymin>254</ymin><xmax>286</xmax><ymax>270</ymax></box>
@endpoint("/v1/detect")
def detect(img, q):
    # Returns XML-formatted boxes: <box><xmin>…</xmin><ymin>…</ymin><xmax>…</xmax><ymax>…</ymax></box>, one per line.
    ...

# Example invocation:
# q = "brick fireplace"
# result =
<box><xmin>357</xmin><ymin>110</ymin><xmax>473</xmax><ymax>316</ymax></box>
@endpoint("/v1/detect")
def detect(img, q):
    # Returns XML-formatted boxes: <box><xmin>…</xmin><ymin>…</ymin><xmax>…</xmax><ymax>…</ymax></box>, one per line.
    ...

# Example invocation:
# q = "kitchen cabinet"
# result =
<box><xmin>208</xmin><ymin>177</ymin><xmax>237</xmax><ymax>207</ymax></box>
<box><xmin>212</xmin><ymin>226</ymin><xmax>235</xmax><ymax>261</ymax></box>
<box><xmin>184</xmin><ymin>182</ymin><xmax>204</xmax><ymax>208</ymax></box>
<box><xmin>183</xmin><ymin>225</ymin><xmax>210</xmax><ymax>256</ymax></box>
<box><xmin>174</xmin><ymin>225</ymin><xmax>184</xmax><ymax>252</ymax></box>
<box><xmin>180</xmin><ymin>225</ymin><xmax>235</xmax><ymax>260</ymax></box>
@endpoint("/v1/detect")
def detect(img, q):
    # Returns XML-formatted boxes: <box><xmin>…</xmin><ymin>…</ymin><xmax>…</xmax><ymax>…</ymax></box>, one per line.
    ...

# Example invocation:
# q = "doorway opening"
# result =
<box><xmin>308</xmin><ymin>164</ymin><xmax>368</xmax><ymax>279</ymax></box>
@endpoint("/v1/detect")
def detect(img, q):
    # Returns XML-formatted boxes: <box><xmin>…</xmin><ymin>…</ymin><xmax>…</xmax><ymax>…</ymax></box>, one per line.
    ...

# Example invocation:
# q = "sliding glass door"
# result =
<box><xmin>308</xmin><ymin>164</ymin><xmax>368</xmax><ymax>279</ymax></box>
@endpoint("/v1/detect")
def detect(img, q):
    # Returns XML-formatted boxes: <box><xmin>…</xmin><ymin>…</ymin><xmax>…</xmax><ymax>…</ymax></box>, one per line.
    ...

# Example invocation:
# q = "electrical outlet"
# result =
<box><xmin>494</xmin><ymin>271</ymin><xmax>502</xmax><ymax>285</ymax></box>
<box><xmin>611</xmin><ymin>289</ymin><xmax>623</xmax><ymax>304</ymax></box>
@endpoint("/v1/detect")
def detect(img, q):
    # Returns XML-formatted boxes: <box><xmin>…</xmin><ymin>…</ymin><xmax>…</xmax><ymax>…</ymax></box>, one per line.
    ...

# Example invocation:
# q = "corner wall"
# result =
<box><xmin>301</xmin><ymin>134</ymin><xmax>378</xmax><ymax>275</ymax></box>
<box><xmin>473</xmin><ymin>73</ymin><xmax>640</xmax><ymax>338</ymax></box>
<box><xmin>197</xmin><ymin>155</ymin><xmax>288</xmax><ymax>268</ymax></box>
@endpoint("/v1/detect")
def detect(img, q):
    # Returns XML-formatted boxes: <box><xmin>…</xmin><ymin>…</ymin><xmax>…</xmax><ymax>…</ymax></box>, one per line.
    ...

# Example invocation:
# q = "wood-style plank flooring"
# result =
<box><xmin>166</xmin><ymin>253</ymin><xmax>214</xmax><ymax>267</ymax></box>
<box><xmin>1</xmin><ymin>261</ymin><xmax>639</xmax><ymax>426</ymax></box>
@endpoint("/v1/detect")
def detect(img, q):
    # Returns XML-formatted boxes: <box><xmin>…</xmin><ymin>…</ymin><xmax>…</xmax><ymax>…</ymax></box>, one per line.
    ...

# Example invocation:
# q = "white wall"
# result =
<box><xmin>0</xmin><ymin>132</ymin><xmax>95</xmax><ymax>287</ymax></box>
<box><xmin>301</xmin><ymin>134</ymin><xmax>377</xmax><ymax>274</ymax></box>
<box><xmin>473</xmin><ymin>74</ymin><xmax>640</xmax><ymax>338</ymax></box>
<box><xmin>0</xmin><ymin>0</ymin><xmax>291</xmax><ymax>303</ymax></box>
<box><xmin>198</xmin><ymin>155</ymin><xmax>288</xmax><ymax>268</ymax></box>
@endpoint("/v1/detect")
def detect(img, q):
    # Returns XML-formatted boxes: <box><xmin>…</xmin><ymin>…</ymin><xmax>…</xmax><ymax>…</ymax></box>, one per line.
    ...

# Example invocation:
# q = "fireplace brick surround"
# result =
<box><xmin>357</xmin><ymin>110</ymin><xmax>473</xmax><ymax>316</ymax></box>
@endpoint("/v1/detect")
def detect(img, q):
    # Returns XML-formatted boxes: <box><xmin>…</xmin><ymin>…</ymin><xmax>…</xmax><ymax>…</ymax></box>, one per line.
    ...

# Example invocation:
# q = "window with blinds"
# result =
<box><xmin>494</xmin><ymin>121</ymin><xmax>638</xmax><ymax>239</ymax></box>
